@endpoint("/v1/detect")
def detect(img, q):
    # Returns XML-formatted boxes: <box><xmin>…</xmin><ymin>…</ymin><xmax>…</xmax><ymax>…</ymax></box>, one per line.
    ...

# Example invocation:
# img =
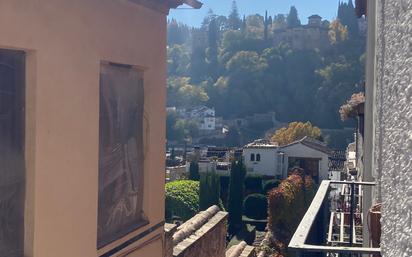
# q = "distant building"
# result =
<box><xmin>281</xmin><ymin>137</ymin><xmax>332</xmax><ymax>183</ymax></box>
<box><xmin>272</xmin><ymin>15</ymin><xmax>330</xmax><ymax>50</ymax></box>
<box><xmin>308</xmin><ymin>14</ymin><xmax>322</xmax><ymax>27</ymax></box>
<box><xmin>243</xmin><ymin>140</ymin><xmax>281</xmax><ymax>178</ymax></box>
<box><xmin>243</xmin><ymin>137</ymin><xmax>331</xmax><ymax>182</ymax></box>
<box><xmin>175</xmin><ymin>106</ymin><xmax>217</xmax><ymax>131</ymax></box>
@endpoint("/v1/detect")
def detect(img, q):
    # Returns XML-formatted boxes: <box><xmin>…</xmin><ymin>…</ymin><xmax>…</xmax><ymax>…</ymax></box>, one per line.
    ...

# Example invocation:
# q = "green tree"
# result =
<box><xmin>168</xmin><ymin>44</ymin><xmax>190</xmax><ymax>76</ymax></box>
<box><xmin>287</xmin><ymin>6</ymin><xmax>301</xmax><ymax>28</ymax></box>
<box><xmin>165</xmin><ymin>180</ymin><xmax>199</xmax><ymax>221</ymax></box>
<box><xmin>167</xmin><ymin>77</ymin><xmax>209</xmax><ymax>108</ymax></box>
<box><xmin>166</xmin><ymin>111</ymin><xmax>185</xmax><ymax>141</ymax></box>
<box><xmin>228</xmin><ymin>160</ymin><xmax>247</xmax><ymax>234</ymax></box>
<box><xmin>207</xmin><ymin>17</ymin><xmax>219</xmax><ymax>79</ymax></box>
<box><xmin>199</xmin><ymin>170</ymin><xmax>221</xmax><ymax>210</ymax></box>
<box><xmin>228</xmin><ymin>1</ymin><xmax>241</xmax><ymax>30</ymax></box>
<box><xmin>337</xmin><ymin>0</ymin><xmax>359</xmax><ymax>37</ymax></box>
<box><xmin>271</xmin><ymin>122</ymin><xmax>322</xmax><ymax>146</ymax></box>
<box><xmin>189</xmin><ymin>161</ymin><xmax>200</xmax><ymax>181</ymax></box>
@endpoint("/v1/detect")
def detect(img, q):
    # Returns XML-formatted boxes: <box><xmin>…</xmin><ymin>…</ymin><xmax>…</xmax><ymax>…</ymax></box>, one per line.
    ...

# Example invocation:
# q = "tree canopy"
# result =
<box><xmin>166</xmin><ymin>3</ymin><xmax>366</xmax><ymax>143</ymax></box>
<box><xmin>271</xmin><ymin>122</ymin><xmax>322</xmax><ymax>146</ymax></box>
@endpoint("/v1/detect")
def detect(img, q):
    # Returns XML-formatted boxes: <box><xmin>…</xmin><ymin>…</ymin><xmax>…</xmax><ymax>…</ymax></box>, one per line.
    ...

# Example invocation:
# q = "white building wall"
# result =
<box><xmin>282</xmin><ymin>144</ymin><xmax>330</xmax><ymax>181</ymax></box>
<box><xmin>243</xmin><ymin>148</ymin><xmax>280</xmax><ymax>177</ymax></box>
<box><xmin>374</xmin><ymin>1</ymin><xmax>412</xmax><ymax>256</ymax></box>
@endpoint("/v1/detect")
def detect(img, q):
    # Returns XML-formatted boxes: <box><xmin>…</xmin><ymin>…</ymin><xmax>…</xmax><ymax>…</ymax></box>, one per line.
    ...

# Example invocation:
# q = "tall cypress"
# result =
<box><xmin>228</xmin><ymin>0</ymin><xmax>241</xmax><ymax>30</ymax></box>
<box><xmin>286</xmin><ymin>6</ymin><xmax>301</xmax><ymax>28</ymax></box>
<box><xmin>199</xmin><ymin>170</ymin><xmax>221</xmax><ymax>210</ymax></box>
<box><xmin>264</xmin><ymin>11</ymin><xmax>269</xmax><ymax>41</ymax></box>
<box><xmin>228</xmin><ymin>160</ymin><xmax>247</xmax><ymax>234</ymax></box>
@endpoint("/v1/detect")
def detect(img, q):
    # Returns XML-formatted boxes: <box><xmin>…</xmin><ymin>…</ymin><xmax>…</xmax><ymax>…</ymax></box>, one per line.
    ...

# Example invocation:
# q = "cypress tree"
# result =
<box><xmin>228</xmin><ymin>160</ymin><xmax>247</xmax><ymax>234</ymax></box>
<box><xmin>228</xmin><ymin>0</ymin><xmax>241</xmax><ymax>30</ymax></box>
<box><xmin>189</xmin><ymin>161</ymin><xmax>200</xmax><ymax>181</ymax></box>
<box><xmin>199</xmin><ymin>170</ymin><xmax>221</xmax><ymax>210</ymax></box>
<box><xmin>264</xmin><ymin>11</ymin><xmax>269</xmax><ymax>41</ymax></box>
<box><xmin>287</xmin><ymin>6</ymin><xmax>301</xmax><ymax>28</ymax></box>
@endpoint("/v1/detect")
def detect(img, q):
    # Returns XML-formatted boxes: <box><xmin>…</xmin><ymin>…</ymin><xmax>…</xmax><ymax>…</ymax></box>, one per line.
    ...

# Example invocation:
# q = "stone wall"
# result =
<box><xmin>164</xmin><ymin>223</ymin><xmax>177</xmax><ymax>257</ymax></box>
<box><xmin>172</xmin><ymin>206</ymin><xmax>228</xmax><ymax>257</ymax></box>
<box><xmin>375</xmin><ymin>0</ymin><xmax>412</xmax><ymax>256</ymax></box>
<box><xmin>226</xmin><ymin>241</ymin><xmax>256</xmax><ymax>257</ymax></box>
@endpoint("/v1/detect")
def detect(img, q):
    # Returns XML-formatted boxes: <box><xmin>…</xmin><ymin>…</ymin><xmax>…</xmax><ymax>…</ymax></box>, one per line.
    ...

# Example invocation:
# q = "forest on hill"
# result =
<box><xmin>167</xmin><ymin>0</ymin><xmax>365</xmax><ymax>129</ymax></box>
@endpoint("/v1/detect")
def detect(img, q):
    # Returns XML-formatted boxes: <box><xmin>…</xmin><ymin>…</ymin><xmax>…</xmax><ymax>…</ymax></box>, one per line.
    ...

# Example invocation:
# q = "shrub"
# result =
<box><xmin>243</xmin><ymin>193</ymin><xmax>268</xmax><ymax>220</ymax></box>
<box><xmin>165</xmin><ymin>180</ymin><xmax>199</xmax><ymax>221</ymax></box>
<box><xmin>228</xmin><ymin>160</ymin><xmax>247</xmax><ymax>234</ymax></box>
<box><xmin>199</xmin><ymin>171</ymin><xmax>220</xmax><ymax>210</ymax></box>
<box><xmin>244</xmin><ymin>175</ymin><xmax>263</xmax><ymax>193</ymax></box>
<box><xmin>268</xmin><ymin>170</ymin><xmax>316</xmax><ymax>242</ymax></box>
<box><xmin>263</xmin><ymin>179</ymin><xmax>281</xmax><ymax>193</ymax></box>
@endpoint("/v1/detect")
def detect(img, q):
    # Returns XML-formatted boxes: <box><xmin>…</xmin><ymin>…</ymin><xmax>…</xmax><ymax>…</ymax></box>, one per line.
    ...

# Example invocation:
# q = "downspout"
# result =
<box><xmin>363</xmin><ymin>0</ymin><xmax>378</xmax><ymax>252</ymax></box>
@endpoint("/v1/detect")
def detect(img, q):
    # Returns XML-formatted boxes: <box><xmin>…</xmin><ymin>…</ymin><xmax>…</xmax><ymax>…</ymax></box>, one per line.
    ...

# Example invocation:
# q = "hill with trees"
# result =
<box><xmin>167</xmin><ymin>0</ymin><xmax>366</xmax><ymax>135</ymax></box>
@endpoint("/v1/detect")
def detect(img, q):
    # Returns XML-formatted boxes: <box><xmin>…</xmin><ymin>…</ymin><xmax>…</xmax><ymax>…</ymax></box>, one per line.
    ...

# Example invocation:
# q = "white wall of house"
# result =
<box><xmin>243</xmin><ymin>147</ymin><xmax>280</xmax><ymax>177</ymax></box>
<box><xmin>200</xmin><ymin>117</ymin><xmax>216</xmax><ymax>130</ymax></box>
<box><xmin>282</xmin><ymin>143</ymin><xmax>330</xmax><ymax>181</ymax></box>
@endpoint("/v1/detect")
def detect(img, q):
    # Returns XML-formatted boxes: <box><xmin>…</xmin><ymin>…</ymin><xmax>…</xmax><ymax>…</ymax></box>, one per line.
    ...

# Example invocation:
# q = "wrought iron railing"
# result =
<box><xmin>288</xmin><ymin>180</ymin><xmax>381</xmax><ymax>257</ymax></box>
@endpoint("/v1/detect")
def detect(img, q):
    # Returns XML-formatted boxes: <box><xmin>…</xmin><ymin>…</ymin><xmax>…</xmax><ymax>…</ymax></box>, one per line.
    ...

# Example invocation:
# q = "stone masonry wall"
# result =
<box><xmin>173</xmin><ymin>207</ymin><xmax>228</xmax><ymax>257</ymax></box>
<box><xmin>375</xmin><ymin>0</ymin><xmax>412</xmax><ymax>256</ymax></box>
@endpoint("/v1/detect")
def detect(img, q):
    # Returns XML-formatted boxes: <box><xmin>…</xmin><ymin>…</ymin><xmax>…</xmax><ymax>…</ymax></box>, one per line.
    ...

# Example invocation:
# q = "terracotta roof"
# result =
<box><xmin>281</xmin><ymin>136</ymin><xmax>332</xmax><ymax>155</ymax></box>
<box><xmin>308</xmin><ymin>14</ymin><xmax>322</xmax><ymax>19</ymax></box>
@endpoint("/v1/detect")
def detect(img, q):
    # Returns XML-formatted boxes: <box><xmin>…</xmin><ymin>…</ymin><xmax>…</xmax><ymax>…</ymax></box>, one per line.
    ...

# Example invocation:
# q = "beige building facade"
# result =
<box><xmin>0</xmin><ymin>0</ymin><xmax>199</xmax><ymax>257</ymax></box>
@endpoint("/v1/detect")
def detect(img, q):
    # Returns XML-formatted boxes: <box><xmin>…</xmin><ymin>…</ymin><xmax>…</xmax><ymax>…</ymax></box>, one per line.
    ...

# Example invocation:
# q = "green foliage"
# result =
<box><xmin>189</xmin><ymin>161</ymin><xmax>200</xmax><ymax>181</ymax></box>
<box><xmin>199</xmin><ymin>170</ymin><xmax>221</xmax><ymax>210</ymax></box>
<box><xmin>337</xmin><ymin>0</ymin><xmax>359</xmax><ymax>37</ymax></box>
<box><xmin>165</xmin><ymin>180</ymin><xmax>199</xmax><ymax>221</ymax></box>
<box><xmin>167</xmin><ymin>77</ymin><xmax>209</xmax><ymax>108</ymax></box>
<box><xmin>287</xmin><ymin>6</ymin><xmax>301</xmax><ymax>28</ymax></box>
<box><xmin>228</xmin><ymin>160</ymin><xmax>247</xmax><ymax>234</ymax></box>
<box><xmin>271</xmin><ymin>121</ymin><xmax>322</xmax><ymax>146</ymax></box>
<box><xmin>244</xmin><ymin>175</ymin><xmax>263</xmax><ymax>193</ymax></box>
<box><xmin>166</xmin><ymin>110</ymin><xmax>200</xmax><ymax>142</ymax></box>
<box><xmin>263</xmin><ymin>179</ymin><xmax>281</xmax><ymax>193</ymax></box>
<box><xmin>228</xmin><ymin>1</ymin><xmax>241</xmax><ymax>30</ymax></box>
<box><xmin>166</xmin><ymin>5</ymin><xmax>366</xmax><ymax>136</ymax></box>
<box><xmin>243</xmin><ymin>194</ymin><xmax>268</xmax><ymax>220</ymax></box>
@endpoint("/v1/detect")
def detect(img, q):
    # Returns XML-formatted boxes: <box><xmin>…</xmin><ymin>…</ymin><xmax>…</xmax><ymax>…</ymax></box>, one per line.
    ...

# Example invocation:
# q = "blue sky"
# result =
<box><xmin>168</xmin><ymin>0</ymin><xmax>347</xmax><ymax>27</ymax></box>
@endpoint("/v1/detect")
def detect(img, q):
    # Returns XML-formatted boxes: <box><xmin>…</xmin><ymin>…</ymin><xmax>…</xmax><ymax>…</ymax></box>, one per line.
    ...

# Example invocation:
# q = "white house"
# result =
<box><xmin>243</xmin><ymin>140</ymin><xmax>282</xmax><ymax>178</ymax></box>
<box><xmin>280</xmin><ymin>137</ymin><xmax>332</xmax><ymax>183</ymax></box>
<box><xmin>243</xmin><ymin>137</ymin><xmax>331</xmax><ymax>182</ymax></box>
<box><xmin>199</xmin><ymin>115</ymin><xmax>216</xmax><ymax>130</ymax></box>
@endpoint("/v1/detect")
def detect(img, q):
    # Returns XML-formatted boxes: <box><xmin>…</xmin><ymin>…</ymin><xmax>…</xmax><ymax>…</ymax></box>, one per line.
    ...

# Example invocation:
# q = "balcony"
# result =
<box><xmin>288</xmin><ymin>180</ymin><xmax>381</xmax><ymax>257</ymax></box>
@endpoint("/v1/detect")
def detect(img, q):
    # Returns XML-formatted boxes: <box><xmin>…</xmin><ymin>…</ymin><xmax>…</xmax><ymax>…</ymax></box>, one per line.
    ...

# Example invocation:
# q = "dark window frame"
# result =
<box><xmin>0</xmin><ymin>49</ymin><xmax>26</xmax><ymax>257</ymax></box>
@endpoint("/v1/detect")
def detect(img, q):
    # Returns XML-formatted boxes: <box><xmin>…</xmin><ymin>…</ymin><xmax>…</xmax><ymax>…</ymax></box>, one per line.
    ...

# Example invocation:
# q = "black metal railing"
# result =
<box><xmin>288</xmin><ymin>180</ymin><xmax>381</xmax><ymax>257</ymax></box>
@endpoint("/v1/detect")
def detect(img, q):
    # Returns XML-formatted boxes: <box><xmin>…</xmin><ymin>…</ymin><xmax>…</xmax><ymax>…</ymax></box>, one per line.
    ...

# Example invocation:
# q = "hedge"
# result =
<box><xmin>243</xmin><ymin>193</ymin><xmax>268</xmax><ymax>220</ymax></box>
<box><xmin>263</xmin><ymin>179</ymin><xmax>281</xmax><ymax>193</ymax></box>
<box><xmin>165</xmin><ymin>180</ymin><xmax>199</xmax><ymax>221</ymax></box>
<box><xmin>244</xmin><ymin>175</ymin><xmax>263</xmax><ymax>193</ymax></box>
